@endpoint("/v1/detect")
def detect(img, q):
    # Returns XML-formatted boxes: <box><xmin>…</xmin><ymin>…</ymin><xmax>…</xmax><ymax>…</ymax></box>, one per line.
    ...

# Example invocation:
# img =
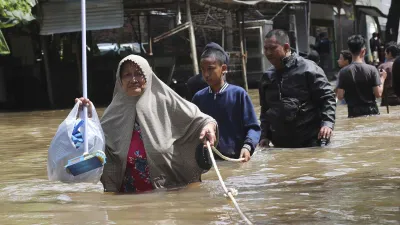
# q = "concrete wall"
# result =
<box><xmin>295</xmin><ymin>7</ymin><xmax>309</xmax><ymax>53</ymax></box>
<box><xmin>311</xmin><ymin>4</ymin><xmax>334</xmax><ymax>21</ymax></box>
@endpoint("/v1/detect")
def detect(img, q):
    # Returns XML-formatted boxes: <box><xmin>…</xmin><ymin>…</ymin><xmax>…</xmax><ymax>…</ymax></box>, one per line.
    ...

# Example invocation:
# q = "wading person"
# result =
<box><xmin>259</xmin><ymin>29</ymin><xmax>336</xmax><ymax>148</ymax></box>
<box><xmin>76</xmin><ymin>55</ymin><xmax>218</xmax><ymax>193</ymax></box>
<box><xmin>336</xmin><ymin>35</ymin><xmax>387</xmax><ymax>118</ymax></box>
<box><xmin>335</xmin><ymin>50</ymin><xmax>353</xmax><ymax>104</ymax></box>
<box><xmin>378</xmin><ymin>43</ymin><xmax>400</xmax><ymax>106</ymax></box>
<box><xmin>192</xmin><ymin>42</ymin><xmax>261</xmax><ymax>162</ymax></box>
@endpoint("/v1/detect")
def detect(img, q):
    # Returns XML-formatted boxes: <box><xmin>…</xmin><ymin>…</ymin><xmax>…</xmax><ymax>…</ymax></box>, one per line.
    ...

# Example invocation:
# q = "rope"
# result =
<box><xmin>206</xmin><ymin>141</ymin><xmax>253</xmax><ymax>225</ymax></box>
<box><xmin>210</xmin><ymin>146</ymin><xmax>244</xmax><ymax>162</ymax></box>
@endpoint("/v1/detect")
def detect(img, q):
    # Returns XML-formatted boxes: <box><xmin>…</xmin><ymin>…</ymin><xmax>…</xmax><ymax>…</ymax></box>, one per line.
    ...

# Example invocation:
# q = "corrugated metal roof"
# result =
<box><xmin>39</xmin><ymin>0</ymin><xmax>124</xmax><ymax>35</ymax></box>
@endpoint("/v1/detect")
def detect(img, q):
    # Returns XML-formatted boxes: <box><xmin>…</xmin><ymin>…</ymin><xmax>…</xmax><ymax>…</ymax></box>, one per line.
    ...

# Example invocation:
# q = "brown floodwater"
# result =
<box><xmin>0</xmin><ymin>89</ymin><xmax>399</xmax><ymax>225</ymax></box>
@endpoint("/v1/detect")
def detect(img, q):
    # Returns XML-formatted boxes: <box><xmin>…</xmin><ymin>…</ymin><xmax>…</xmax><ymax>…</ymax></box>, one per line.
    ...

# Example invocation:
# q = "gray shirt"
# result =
<box><xmin>337</xmin><ymin>62</ymin><xmax>381</xmax><ymax>106</ymax></box>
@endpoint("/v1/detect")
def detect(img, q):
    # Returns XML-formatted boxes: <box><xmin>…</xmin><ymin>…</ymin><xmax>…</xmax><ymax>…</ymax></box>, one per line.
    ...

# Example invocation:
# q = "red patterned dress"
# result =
<box><xmin>120</xmin><ymin>121</ymin><xmax>153</xmax><ymax>193</ymax></box>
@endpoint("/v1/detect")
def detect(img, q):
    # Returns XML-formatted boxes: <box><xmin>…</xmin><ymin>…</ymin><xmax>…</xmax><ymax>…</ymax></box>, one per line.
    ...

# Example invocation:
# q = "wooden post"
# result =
<box><xmin>40</xmin><ymin>36</ymin><xmax>55</xmax><ymax>108</ymax></box>
<box><xmin>237</xmin><ymin>9</ymin><xmax>248</xmax><ymax>92</ymax></box>
<box><xmin>186</xmin><ymin>0</ymin><xmax>199</xmax><ymax>75</ymax></box>
<box><xmin>222</xmin><ymin>29</ymin><xmax>225</xmax><ymax>48</ymax></box>
<box><xmin>225</xmin><ymin>11</ymin><xmax>233</xmax><ymax>51</ymax></box>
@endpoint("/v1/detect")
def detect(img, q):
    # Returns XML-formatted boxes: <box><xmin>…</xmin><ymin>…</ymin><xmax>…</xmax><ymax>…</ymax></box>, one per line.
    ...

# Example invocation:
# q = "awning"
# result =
<box><xmin>198</xmin><ymin>0</ymin><xmax>306</xmax><ymax>6</ymax></box>
<box><xmin>39</xmin><ymin>0</ymin><xmax>124</xmax><ymax>35</ymax></box>
<box><xmin>355</xmin><ymin>5</ymin><xmax>387</xmax><ymax>18</ymax></box>
<box><xmin>223</xmin><ymin>0</ymin><xmax>306</xmax><ymax>4</ymax></box>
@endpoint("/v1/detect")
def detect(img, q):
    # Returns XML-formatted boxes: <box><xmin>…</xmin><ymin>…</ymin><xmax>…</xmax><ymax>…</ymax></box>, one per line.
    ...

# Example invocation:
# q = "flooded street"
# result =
<box><xmin>0</xmin><ymin>89</ymin><xmax>399</xmax><ymax>225</ymax></box>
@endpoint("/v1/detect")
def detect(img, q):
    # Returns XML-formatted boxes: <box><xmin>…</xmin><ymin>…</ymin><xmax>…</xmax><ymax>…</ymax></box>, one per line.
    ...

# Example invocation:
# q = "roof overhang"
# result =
<box><xmin>355</xmin><ymin>5</ymin><xmax>387</xmax><ymax>18</ymax></box>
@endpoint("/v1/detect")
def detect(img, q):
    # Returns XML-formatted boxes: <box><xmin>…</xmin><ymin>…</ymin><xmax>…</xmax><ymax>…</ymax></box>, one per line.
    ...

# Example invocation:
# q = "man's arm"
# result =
<box><xmin>336</xmin><ymin>88</ymin><xmax>345</xmax><ymax>100</ymax></box>
<box><xmin>308</xmin><ymin>67</ymin><xmax>336</xmax><ymax>130</ymax></box>
<box><xmin>373</xmin><ymin>67</ymin><xmax>386</xmax><ymax>98</ymax></box>
<box><xmin>241</xmin><ymin>92</ymin><xmax>261</xmax><ymax>155</ymax></box>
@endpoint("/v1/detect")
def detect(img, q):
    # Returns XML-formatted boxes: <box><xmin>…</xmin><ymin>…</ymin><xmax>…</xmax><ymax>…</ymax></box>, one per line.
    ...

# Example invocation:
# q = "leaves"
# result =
<box><xmin>0</xmin><ymin>0</ymin><xmax>36</xmax><ymax>28</ymax></box>
<box><xmin>0</xmin><ymin>29</ymin><xmax>10</xmax><ymax>55</ymax></box>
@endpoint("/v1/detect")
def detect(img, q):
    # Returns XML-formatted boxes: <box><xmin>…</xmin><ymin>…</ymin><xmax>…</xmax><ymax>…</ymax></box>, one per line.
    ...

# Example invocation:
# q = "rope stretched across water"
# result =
<box><xmin>206</xmin><ymin>141</ymin><xmax>253</xmax><ymax>225</ymax></box>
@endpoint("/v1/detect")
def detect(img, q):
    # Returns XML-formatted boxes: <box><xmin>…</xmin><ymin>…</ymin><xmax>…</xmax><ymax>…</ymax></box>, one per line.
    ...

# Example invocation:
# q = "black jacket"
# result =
<box><xmin>186</xmin><ymin>74</ymin><xmax>208</xmax><ymax>101</ymax></box>
<box><xmin>259</xmin><ymin>54</ymin><xmax>336</xmax><ymax>147</ymax></box>
<box><xmin>392</xmin><ymin>56</ymin><xmax>400</xmax><ymax>97</ymax></box>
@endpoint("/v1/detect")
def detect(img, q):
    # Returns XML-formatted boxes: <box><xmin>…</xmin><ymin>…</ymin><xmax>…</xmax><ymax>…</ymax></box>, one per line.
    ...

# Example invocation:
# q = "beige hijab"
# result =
<box><xmin>100</xmin><ymin>55</ymin><xmax>217</xmax><ymax>192</ymax></box>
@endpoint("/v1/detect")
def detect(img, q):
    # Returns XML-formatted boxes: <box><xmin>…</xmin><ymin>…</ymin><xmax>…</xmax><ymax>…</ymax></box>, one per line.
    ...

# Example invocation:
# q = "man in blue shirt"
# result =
<box><xmin>192</xmin><ymin>42</ymin><xmax>261</xmax><ymax>162</ymax></box>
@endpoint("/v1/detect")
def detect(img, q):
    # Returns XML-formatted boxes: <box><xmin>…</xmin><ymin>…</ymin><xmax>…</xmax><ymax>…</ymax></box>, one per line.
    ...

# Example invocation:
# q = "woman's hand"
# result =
<box><xmin>199</xmin><ymin>122</ymin><xmax>217</xmax><ymax>147</ymax></box>
<box><xmin>75</xmin><ymin>97</ymin><xmax>93</xmax><ymax>118</ymax></box>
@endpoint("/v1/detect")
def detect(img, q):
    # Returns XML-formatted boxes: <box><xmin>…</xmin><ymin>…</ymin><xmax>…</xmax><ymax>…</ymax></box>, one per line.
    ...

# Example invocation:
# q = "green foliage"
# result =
<box><xmin>0</xmin><ymin>29</ymin><xmax>10</xmax><ymax>55</ymax></box>
<box><xmin>0</xmin><ymin>0</ymin><xmax>36</xmax><ymax>28</ymax></box>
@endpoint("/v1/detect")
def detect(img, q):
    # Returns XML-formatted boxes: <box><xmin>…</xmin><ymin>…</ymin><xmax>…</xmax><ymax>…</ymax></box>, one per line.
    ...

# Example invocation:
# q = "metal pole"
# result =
<box><xmin>81</xmin><ymin>0</ymin><xmax>89</xmax><ymax>155</ymax></box>
<box><xmin>147</xmin><ymin>15</ymin><xmax>153</xmax><ymax>56</ymax></box>
<box><xmin>307</xmin><ymin>0</ymin><xmax>311</xmax><ymax>52</ymax></box>
<box><xmin>186</xmin><ymin>0</ymin><xmax>199</xmax><ymax>75</ymax></box>
<box><xmin>177</xmin><ymin>0</ymin><xmax>182</xmax><ymax>25</ymax></box>
<box><xmin>289</xmin><ymin>13</ymin><xmax>299</xmax><ymax>54</ymax></box>
<box><xmin>237</xmin><ymin>9</ymin><xmax>248</xmax><ymax>92</ymax></box>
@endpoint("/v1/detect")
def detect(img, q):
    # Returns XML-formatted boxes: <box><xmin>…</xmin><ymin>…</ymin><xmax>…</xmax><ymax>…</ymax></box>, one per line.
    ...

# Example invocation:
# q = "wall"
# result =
<box><xmin>295</xmin><ymin>7</ymin><xmax>309</xmax><ymax>53</ymax></box>
<box><xmin>311</xmin><ymin>4</ymin><xmax>334</xmax><ymax>21</ymax></box>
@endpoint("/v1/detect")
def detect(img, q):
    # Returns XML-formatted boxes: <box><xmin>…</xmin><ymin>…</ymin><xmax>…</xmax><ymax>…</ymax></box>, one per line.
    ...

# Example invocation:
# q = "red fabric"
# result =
<box><xmin>120</xmin><ymin>124</ymin><xmax>153</xmax><ymax>193</ymax></box>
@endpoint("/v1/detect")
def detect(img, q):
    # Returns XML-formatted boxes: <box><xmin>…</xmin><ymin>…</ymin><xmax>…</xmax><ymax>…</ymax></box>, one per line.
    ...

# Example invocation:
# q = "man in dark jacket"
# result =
<box><xmin>186</xmin><ymin>73</ymin><xmax>207</xmax><ymax>100</ymax></box>
<box><xmin>259</xmin><ymin>29</ymin><xmax>336</xmax><ymax>148</ymax></box>
<box><xmin>392</xmin><ymin>56</ymin><xmax>400</xmax><ymax>97</ymax></box>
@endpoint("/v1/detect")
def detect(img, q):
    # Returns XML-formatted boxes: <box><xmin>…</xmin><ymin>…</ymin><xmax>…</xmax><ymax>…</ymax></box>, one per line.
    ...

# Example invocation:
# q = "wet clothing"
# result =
<box><xmin>100</xmin><ymin>55</ymin><xmax>218</xmax><ymax>193</ymax></box>
<box><xmin>192</xmin><ymin>83</ymin><xmax>261</xmax><ymax>158</ymax></box>
<box><xmin>392</xmin><ymin>56</ymin><xmax>400</xmax><ymax>97</ymax></box>
<box><xmin>259</xmin><ymin>53</ymin><xmax>336</xmax><ymax>148</ymax></box>
<box><xmin>378</xmin><ymin>59</ymin><xmax>400</xmax><ymax>106</ymax></box>
<box><xmin>337</xmin><ymin>62</ymin><xmax>381</xmax><ymax>117</ymax></box>
<box><xmin>120</xmin><ymin>121</ymin><xmax>153</xmax><ymax>193</ymax></box>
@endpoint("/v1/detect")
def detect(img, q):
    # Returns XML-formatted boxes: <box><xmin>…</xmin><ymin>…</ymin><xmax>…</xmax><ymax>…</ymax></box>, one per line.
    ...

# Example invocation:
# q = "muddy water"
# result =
<box><xmin>0</xmin><ymin>90</ymin><xmax>399</xmax><ymax>225</ymax></box>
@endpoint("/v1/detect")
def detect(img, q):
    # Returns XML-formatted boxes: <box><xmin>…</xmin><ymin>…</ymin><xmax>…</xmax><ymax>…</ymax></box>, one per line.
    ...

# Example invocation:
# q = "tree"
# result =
<box><xmin>385</xmin><ymin>0</ymin><xmax>400</xmax><ymax>43</ymax></box>
<box><xmin>0</xmin><ymin>0</ymin><xmax>36</xmax><ymax>54</ymax></box>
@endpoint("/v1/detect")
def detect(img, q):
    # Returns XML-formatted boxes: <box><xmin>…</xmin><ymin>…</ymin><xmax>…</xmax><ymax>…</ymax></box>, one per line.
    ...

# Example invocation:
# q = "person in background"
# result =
<box><xmin>306</xmin><ymin>44</ymin><xmax>320</xmax><ymax>65</ymax></box>
<box><xmin>378</xmin><ymin>43</ymin><xmax>400</xmax><ymax>106</ymax></box>
<box><xmin>369</xmin><ymin>32</ymin><xmax>382</xmax><ymax>66</ymax></box>
<box><xmin>336</xmin><ymin>35</ymin><xmax>387</xmax><ymax>118</ymax></box>
<box><xmin>192</xmin><ymin>42</ymin><xmax>260</xmax><ymax>162</ymax></box>
<box><xmin>392</xmin><ymin>48</ymin><xmax>400</xmax><ymax>96</ymax></box>
<box><xmin>259</xmin><ymin>29</ymin><xmax>336</xmax><ymax>148</ymax></box>
<box><xmin>316</xmin><ymin>32</ymin><xmax>331</xmax><ymax>72</ymax></box>
<box><xmin>335</xmin><ymin>50</ymin><xmax>353</xmax><ymax>104</ymax></box>
<box><xmin>337</xmin><ymin>50</ymin><xmax>352</xmax><ymax>69</ymax></box>
<box><xmin>186</xmin><ymin>73</ymin><xmax>208</xmax><ymax>101</ymax></box>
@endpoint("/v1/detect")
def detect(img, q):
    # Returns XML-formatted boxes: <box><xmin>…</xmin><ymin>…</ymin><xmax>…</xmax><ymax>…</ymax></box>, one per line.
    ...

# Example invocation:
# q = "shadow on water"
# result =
<box><xmin>0</xmin><ymin>90</ymin><xmax>399</xmax><ymax>224</ymax></box>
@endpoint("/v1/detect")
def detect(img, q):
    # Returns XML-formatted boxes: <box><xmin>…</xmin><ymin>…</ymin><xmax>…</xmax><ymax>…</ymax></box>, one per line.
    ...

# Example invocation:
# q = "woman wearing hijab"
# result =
<box><xmin>76</xmin><ymin>55</ymin><xmax>218</xmax><ymax>193</ymax></box>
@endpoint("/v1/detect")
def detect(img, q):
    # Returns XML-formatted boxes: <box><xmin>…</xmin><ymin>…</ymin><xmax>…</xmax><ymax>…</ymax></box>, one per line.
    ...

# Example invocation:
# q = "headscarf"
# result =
<box><xmin>100</xmin><ymin>55</ymin><xmax>217</xmax><ymax>192</ymax></box>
